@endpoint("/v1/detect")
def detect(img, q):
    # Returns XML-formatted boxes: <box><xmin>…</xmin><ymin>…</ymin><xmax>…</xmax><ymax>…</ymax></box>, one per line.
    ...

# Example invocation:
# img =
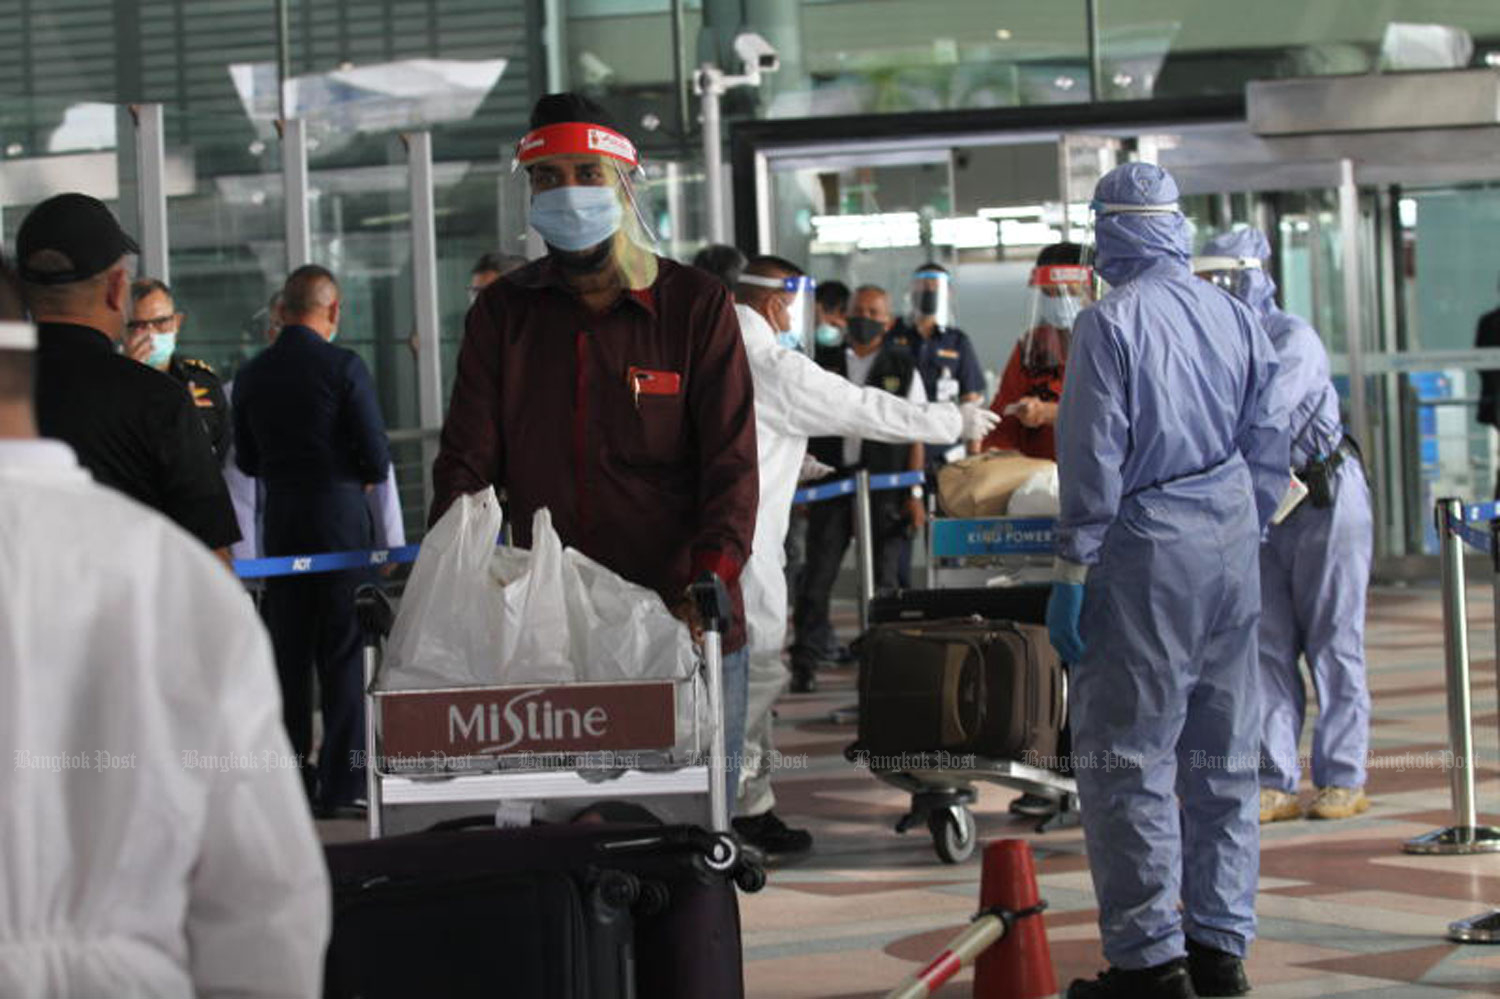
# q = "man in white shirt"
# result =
<box><xmin>0</xmin><ymin>264</ymin><xmax>330</xmax><ymax>998</ymax></box>
<box><xmin>731</xmin><ymin>257</ymin><xmax>997</xmax><ymax>854</ymax></box>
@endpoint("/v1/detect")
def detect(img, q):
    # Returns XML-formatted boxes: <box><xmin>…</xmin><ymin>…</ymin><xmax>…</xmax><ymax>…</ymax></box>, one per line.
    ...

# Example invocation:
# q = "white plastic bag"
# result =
<box><xmin>495</xmin><ymin>508</ymin><xmax>575</xmax><ymax>684</ymax></box>
<box><xmin>384</xmin><ymin>497</ymin><xmax>695</xmax><ymax>692</ymax></box>
<box><xmin>1006</xmin><ymin>465</ymin><xmax>1060</xmax><ymax>517</ymax></box>
<box><xmin>382</xmin><ymin>488</ymin><xmax>505</xmax><ymax>689</ymax></box>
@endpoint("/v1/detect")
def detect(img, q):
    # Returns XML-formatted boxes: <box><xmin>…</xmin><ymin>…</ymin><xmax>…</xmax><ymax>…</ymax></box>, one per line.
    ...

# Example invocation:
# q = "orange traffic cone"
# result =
<box><xmin>973</xmin><ymin>839</ymin><xmax>1057</xmax><ymax>999</ymax></box>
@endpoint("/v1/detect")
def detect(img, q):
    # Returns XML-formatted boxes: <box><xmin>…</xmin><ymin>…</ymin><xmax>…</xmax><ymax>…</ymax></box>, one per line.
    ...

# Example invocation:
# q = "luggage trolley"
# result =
<box><xmin>353</xmin><ymin>578</ymin><xmax>763</xmax><ymax>892</ymax></box>
<box><xmin>850</xmin><ymin>516</ymin><xmax>1079</xmax><ymax>864</ymax></box>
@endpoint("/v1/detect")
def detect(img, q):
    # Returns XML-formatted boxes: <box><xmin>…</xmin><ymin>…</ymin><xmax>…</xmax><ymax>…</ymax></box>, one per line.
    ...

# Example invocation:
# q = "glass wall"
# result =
<box><xmin>1098</xmin><ymin>0</ymin><xmax>1500</xmax><ymax>101</ymax></box>
<box><xmin>161</xmin><ymin>107</ymin><xmax>285</xmax><ymax>382</ymax></box>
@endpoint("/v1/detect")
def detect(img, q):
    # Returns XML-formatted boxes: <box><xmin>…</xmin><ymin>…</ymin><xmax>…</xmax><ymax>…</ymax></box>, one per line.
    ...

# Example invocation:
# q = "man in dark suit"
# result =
<box><xmin>232</xmin><ymin>265</ymin><xmax>391</xmax><ymax>816</ymax></box>
<box><xmin>1476</xmin><ymin>294</ymin><xmax>1500</xmax><ymax>496</ymax></box>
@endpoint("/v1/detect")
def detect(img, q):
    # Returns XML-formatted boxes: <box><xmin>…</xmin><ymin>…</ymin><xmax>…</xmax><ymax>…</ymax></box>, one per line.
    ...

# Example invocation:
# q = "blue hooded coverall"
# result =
<box><xmin>1201</xmin><ymin>228</ymin><xmax>1373</xmax><ymax>796</ymax></box>
<box><xmin>1054</xmin><ymin>164</ymin><xmax>1290</xmax><ymax>969</ymax></box>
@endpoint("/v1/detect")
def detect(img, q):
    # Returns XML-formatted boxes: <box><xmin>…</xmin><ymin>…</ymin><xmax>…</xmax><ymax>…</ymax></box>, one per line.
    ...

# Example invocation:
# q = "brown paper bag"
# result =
<box><xmin>937</xmin><ymin>452</ymin><xmax>1057</xmax><ymax>517</ymax></box>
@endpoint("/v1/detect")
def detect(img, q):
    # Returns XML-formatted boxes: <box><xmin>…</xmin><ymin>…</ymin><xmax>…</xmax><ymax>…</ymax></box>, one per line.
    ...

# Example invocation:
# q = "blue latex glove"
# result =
<box><xmin>1046</xmin><ymin>582</ymin><xmax>1086</xmax><ymax>664</ymax></box>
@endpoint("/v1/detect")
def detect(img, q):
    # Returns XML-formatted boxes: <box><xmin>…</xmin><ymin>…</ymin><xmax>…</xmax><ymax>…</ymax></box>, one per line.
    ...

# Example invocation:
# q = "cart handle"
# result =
<box><xmin>689</xmin><ymin>573</ymin><xmax>730</xmax><ymax>634</ymax></box>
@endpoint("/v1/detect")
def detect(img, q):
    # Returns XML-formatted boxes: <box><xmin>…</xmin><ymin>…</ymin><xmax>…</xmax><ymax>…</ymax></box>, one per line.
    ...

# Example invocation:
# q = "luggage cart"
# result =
<box><xmin>354</xmin><ymin>578</ymin><xmax>762</xmax><ymax>892</ymax></box>
<box><xmin>852</xmin><ymin>515</ymin><xmax>1079</xmax><ymax>864</ymax></box>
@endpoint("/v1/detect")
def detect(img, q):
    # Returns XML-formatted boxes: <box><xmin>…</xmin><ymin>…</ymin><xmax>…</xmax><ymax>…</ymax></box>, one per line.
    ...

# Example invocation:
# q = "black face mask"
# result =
<box><xmin>915</xmin><ymin>289</ymin><xmax>939</xmax><ymax>316</ymax></box>
<box><xmin>846</xmin><ymin>315</ymin><xmax>884</xmax><ymax>345</ymax></box>
<box><xmin>549</xmin><ymin>239</ymin><xmax>613</xmax><ymax>274</ymax></box>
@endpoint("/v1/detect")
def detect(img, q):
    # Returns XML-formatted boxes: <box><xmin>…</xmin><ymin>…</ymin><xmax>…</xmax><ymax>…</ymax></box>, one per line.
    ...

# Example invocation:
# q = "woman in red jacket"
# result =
<box><xmin>982</xmin><ymin>242</ymin><xmax>1093</xmax><ymax>460</ymax></box>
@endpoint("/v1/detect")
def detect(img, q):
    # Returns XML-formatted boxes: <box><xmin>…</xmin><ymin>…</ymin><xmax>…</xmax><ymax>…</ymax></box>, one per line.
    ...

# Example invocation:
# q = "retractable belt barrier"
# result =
<box><xmin>233</xmin><ymin>472</ymin><xmax>929</xmax><ymax>580</ymax></box>
<box><xmin>1410</xmin><ymin>497</ymin><xmax>1500</xmax><ymax>944</ymax></box>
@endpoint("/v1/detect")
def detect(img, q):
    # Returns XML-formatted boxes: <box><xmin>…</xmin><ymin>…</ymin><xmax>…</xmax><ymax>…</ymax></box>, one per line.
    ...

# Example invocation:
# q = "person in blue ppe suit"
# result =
<box><xmin>1197</xmin><ymin>228</ymin><xmax>1373</xmax><ymax>825</ymax></box>
<box><xmin>1047</xmin><ymin>163</ymin><xmax>1290</xmax><ymax>999</ymax></box>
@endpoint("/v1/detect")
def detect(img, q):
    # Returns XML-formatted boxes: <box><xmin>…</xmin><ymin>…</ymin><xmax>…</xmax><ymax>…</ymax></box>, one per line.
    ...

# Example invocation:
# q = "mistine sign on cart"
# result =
<box><xmin>378</xmin><ymin>682</ymin><xmax>677</xmax><ymax>759</ymax></box>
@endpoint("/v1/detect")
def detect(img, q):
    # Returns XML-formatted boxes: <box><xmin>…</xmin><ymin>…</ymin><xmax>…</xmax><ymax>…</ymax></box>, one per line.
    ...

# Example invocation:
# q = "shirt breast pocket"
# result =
<box><xmin>617</xmin><ymin>367</ymin><xmax>687</xmax><ymax>465</ymax></box>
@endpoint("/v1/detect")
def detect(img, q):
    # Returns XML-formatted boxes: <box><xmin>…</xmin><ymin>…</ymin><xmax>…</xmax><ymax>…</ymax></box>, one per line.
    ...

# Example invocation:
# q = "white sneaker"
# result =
<box><xmin>1259</xmin><ymin>788</ymin><xmax>1302</xmax><ymax>823</ymax></box>
<box><xmin>1308</xmin><ymin>786</ymin><xmax>1369</xmax><ymax>820</ymax></box>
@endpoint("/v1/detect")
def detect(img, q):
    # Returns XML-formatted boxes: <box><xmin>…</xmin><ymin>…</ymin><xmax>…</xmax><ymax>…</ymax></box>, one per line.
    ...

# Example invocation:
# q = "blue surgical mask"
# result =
<box><xmin>146</xmin><ymin>332</ymin><xmax>176</xmax><ymax>368</ymax></box>
<box><xmin>815</xmin><ymin>323</ymin><xmax>843</xmax><ymax>347</ymax></box>
<box><xmin>529</xmin><ymin>185</ymin><xmax>623</xmax><ymax>252</ymax></box>
<box><xmin>777</xmin><ymin>330</ymin><xmax>803</xmax><ymax>352</ymax></box>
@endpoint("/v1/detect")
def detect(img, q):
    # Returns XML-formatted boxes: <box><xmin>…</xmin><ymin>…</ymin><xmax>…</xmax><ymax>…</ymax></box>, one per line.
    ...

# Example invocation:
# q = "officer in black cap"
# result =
<box><xmin>17</xmin><ymin>193</ymin><xmax>239</xmax><ymax>559</ymax></box>
<box><xmin>126</xmin><ymin>278</ymin><xmax>231</xmax><ymax>461</ymax></box>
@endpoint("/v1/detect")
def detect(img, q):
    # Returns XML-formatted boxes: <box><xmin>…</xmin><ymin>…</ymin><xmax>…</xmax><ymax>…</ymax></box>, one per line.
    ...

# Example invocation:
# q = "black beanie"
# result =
<box><xmin>529</xmin><ymin>92</ymin><xmax>621</xmax><ymax>133</ymax></box>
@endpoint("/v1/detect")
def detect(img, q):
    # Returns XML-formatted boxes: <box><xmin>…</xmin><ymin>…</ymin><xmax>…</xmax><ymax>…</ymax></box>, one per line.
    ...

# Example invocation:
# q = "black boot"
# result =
<box><xmin>732</xmin><ymin>810</ymin><xmax>813</xmax><ymax>854</ymax></box>
<box><xmin>789</xmin><ymin>662</ymin><xmax>818</xmax><ymax>693</ymax></box>
<box><xmin>1067</xmin><ymin>958</ymin><xmax>1198</xmax><ymax>999</ymax></box>
<box><xmin>1185</xmin><ymin>939</ymin><xmax>1249</xmax><ymax>997</ymax></box>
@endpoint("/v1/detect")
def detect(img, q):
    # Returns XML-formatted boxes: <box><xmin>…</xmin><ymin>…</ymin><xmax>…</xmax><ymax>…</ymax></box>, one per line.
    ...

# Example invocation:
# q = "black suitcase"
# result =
<box><xmin>868</xmin><ymin>585</ymin><xmax>1051</xmax><ymax>627</ymax></box>
<box><xmin>856</xmin><ymin>617</ymin><xmax>1064</xmax><ymax>763</ymax></box>
<box><xmin>323</xmin><ymin>822</ymin><xmax>745</xmax><ymax>999</ymax></box>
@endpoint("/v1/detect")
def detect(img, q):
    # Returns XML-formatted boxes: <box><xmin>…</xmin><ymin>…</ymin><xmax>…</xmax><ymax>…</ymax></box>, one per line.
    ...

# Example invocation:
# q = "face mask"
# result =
<box><xmin>815</xmin><ymin>323</ymin><xmax>843</xmax><ymax>347</ymax></box>
<box><xmin>915</xmin><ymin>289</ymin><xmax>939</xmax><ymax>316</ymax></box>
<box><xmin>846</xmin><ymin>315</ymin><xmax>884</xmax><ymax>346</ymax></box>
<box><xmin>145</xmin><ymin>332</ymin><xmax>176</xmax><ymax>367</ymax></box>
<box><xmin>529</xmin><ymin>185</ymin><xmax>623</xmax><ymax>253</ymax></box>
<box><xmin>777</xmin><ymin>331</ymin><xmax>802</xmax><ymax>351</ymax></box>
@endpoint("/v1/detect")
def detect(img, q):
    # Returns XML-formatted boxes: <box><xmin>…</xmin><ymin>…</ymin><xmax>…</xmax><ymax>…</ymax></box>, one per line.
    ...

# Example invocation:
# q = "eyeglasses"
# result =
<box><xmin>127</xmin><ymin>313</ymin><xmax>180</xmax><ymax>333</ymax></box>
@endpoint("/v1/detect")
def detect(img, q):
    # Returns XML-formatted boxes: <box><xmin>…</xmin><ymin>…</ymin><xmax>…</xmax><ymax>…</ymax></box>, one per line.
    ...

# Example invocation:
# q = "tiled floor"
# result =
<box><xmin>739</xmin><ymin>583</ymin><xmax>1500</xmax><ymax>998</ymax></box>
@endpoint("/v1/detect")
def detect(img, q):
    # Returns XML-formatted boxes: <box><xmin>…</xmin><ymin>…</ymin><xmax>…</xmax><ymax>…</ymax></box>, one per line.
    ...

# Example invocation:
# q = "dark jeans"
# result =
<box><xmin>790</xmin><ymin>493</ymin><xmax>905</xmax><ymax>666</ymax></box>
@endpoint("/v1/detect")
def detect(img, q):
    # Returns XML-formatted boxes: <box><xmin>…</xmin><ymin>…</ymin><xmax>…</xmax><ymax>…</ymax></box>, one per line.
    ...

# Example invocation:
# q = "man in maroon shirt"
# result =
<box><xmin>430</xmin><ymin>93</ymin><xmax>759</xmax><ymax>810</ymax></box>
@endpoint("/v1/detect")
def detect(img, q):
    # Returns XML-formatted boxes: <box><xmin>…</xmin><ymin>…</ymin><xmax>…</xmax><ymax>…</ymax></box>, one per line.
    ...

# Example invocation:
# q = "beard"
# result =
<box><xmin>548</xmin><ymin>239</ymin><xmax>614</xmax><ymax>274</ymax></box>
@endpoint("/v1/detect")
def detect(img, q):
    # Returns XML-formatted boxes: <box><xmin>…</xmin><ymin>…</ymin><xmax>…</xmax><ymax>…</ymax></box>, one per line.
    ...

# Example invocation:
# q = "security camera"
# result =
<box><xmin>733</xmin><ymin>32</ymin><xmax>780</xmax><ymax>75</ymax></box>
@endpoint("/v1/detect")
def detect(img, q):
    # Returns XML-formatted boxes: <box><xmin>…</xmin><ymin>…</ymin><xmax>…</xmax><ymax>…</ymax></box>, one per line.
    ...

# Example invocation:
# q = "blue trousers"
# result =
<box><xmin>1259</xmin><ymin>461</ymin><xmax>1372</xmax><ymax>792</ymax></box>
<box><xmin>1072</xmin><ymin>466</ymin><xmax>1262</xmax><ymax>969</ymax></box>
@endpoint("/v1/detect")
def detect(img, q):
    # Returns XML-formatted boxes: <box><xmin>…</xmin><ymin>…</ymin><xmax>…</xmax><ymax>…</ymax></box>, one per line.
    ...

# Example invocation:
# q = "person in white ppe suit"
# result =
<box><xmin>730</xmin><ymin>254</ymin><xmax>999</xmax><ymax>855</ymax></box>
<box><xmin>0</xmin><ymin>262</ymin><xmax>330</xmax><ymax>998</ymax></box>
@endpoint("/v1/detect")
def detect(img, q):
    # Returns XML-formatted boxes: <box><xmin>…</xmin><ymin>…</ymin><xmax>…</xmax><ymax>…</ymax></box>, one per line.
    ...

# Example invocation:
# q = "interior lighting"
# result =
<box><xmin>995</xmin><ymin>28</ymin><xmax>1013</xmax><ymax>40</ymax></box>
<box><xmin>809</xmin><ymin>212</ymin><xmax>922</xmax><ymax>250</ymax></box>
<box><xmin>932</xmin><ymin>216</ymin><xmax>999</xmax><ymax>249</ymax></box>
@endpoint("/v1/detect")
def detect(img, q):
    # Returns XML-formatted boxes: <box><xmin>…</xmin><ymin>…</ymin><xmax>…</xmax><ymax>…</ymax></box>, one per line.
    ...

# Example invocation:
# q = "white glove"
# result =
<box><xmin>959</xmin><ymin>400</ymin><xmax>1000</xmax><ymax>442</ymax></box>
<box><xmin>798</xmin><ymin>454</ymin><xmax>837</xmax><ymax>483</ymax></box>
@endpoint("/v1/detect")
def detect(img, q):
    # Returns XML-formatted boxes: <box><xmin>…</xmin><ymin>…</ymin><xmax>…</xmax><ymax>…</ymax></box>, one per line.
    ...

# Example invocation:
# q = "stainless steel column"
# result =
<box><xmin>404</xmin><ymin>131</ymin><xmax>443</xmax><ymax>514</ymax></box>
<box><xmin>1337</xmin><ymin>159</ymin><xmax>1373</xmax><ymax>482</ymax></box>
<box><xmin>129</xmin><ymin>103</ymin><xmax>169</xmax><ymax>283</ymax></box>
<box><xmin>280</xmin><ymin>118</ymin><xmax>311</xmax><ymax>269</ymax></box>
<box><xmin>699</xmin><ymin>73</ymin><xmax>726</xmax><ymax>245</ymax></box>
<box><xmin>1404</xmin><ymin>498</ymin><xmax>1500</xmax><ymax>855</ymax></box>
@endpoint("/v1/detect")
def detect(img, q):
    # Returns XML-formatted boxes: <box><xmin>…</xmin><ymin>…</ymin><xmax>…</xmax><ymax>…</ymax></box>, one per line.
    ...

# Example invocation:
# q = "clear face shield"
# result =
<box><xmin>1191</xmin><ymin>254</ymin><xmax>1262</xmax><ymax>303</ymax></box>
<box><xmin>1019</xmin><ymin>264</ymin><xmax>1093</xmax><ymax>374</ymax></box>
<box><xmin>740</xmin><ymin>273</ymin><xmax>817</xmax><ymax>352</ymax></box>
<box><xmin>510</xmin><ymin>122</ymin><xmax>660</xmax><ymax>289</ymax></box>
<box><xmin>907</xmin><ymin>269</ymin><xmax>953</xmax><ymax>328</ymax></box>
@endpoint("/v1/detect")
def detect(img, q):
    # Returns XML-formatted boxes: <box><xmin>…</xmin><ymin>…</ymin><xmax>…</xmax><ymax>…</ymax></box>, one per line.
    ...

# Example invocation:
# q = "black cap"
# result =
<box><xmin>15</xmin><ymin>193</ymin><xmax>140</xmax><ymax>286</ymax></box>
<box><xmin>530</xmin><ymin>92</ymin><xmax>621</xmax><ymax>133</ymax></box>
<box><xmin>1035</xmin><ymin>242</ymin><xmax>1085</xmax><ymax>267</ymax></box>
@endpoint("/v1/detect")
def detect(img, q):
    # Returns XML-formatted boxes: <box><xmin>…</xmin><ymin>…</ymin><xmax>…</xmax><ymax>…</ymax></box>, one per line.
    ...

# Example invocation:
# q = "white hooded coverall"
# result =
<box><xmin>734</xmin><ymin>303</ymin><xmax>962</xmax><ymax>816</ymax></box>
<box><xmin>0</xmin><ymin>440</ymin><xmax>330</xmax><ymax>998</ymax></box>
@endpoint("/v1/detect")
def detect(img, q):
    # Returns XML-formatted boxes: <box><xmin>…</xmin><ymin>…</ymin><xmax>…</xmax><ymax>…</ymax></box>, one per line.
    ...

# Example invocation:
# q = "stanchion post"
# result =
<box><xmin>1445</xmin><ymin>515</ymin><xmax>1500</xmax><ymax>941</ymax></box>
<box><xmin>1404</xmin><ymin>497</ymin><xmax>1500</xmax><ymax>855</ymax></box>
<box><xmin>854</xmin><ymin>470</ymin><xmax>876</xmax><ymax>633</ymax></box>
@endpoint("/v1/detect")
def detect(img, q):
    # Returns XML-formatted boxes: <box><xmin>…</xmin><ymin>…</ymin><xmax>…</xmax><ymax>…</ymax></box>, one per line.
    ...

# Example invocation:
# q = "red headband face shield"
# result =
<box><xmin>508</xmin><ymin>121</ymin><xmax>659</xmax><ymax>286</ymax></box>
<box><xmin>1018</xmin><ymin>264</ymin><xmax>1093</xmax><ymax>374</ymax></box>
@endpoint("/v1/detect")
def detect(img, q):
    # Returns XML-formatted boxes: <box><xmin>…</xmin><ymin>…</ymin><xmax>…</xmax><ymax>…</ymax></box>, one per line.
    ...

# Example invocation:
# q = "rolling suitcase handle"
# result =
<box><xmin>355</xmin><ymin>584</ymin><xmax>394</xmax><ymax>839</ymax></box>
